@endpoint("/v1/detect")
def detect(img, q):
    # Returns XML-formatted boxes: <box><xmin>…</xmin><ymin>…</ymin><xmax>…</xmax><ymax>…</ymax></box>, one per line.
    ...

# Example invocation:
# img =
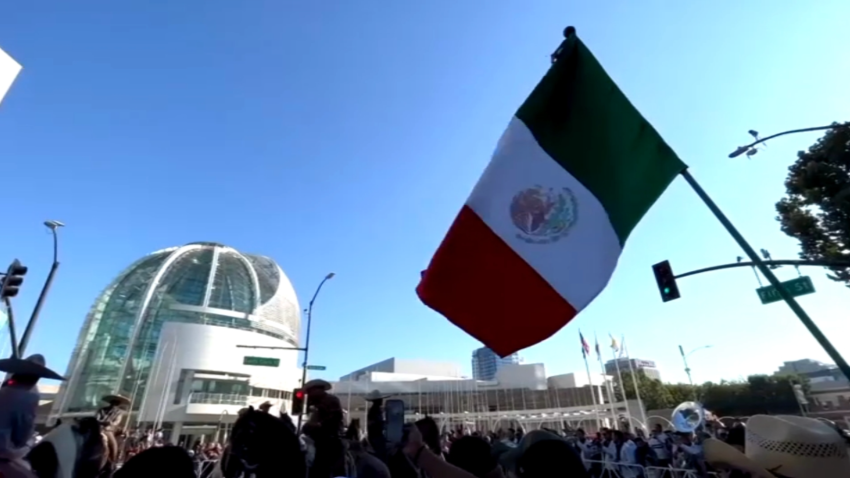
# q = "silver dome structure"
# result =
<box><xmin>54</xmin><ymin>242</ymin><xmax>300</xmax><ymax>413</ymax></box>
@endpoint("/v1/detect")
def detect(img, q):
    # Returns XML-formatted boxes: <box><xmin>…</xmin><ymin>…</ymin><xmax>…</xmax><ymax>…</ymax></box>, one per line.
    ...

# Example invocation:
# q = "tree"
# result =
<box><xmin>614</xmin><ymin>372</ymin><xmax>807</xmax><ymax>419</ymax></box>
<box><xmin>613</xmin><ymin>371</ymin><xmax>675</xmax><ymax>410</ymax></box>
<box><xmin>776</xmin><ymin>123</ymin><xmax>850</xmax><ymax>286</ymax></box>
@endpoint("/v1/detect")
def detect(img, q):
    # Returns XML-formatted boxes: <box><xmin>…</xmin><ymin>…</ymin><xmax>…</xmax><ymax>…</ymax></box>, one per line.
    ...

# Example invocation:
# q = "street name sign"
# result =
<box><xmin>243</xmin><ymin>356</ymin><xmax>280</xmax><ymax>367</ymax></box>
<box><xmin>756</xmin><ymin>276</ymin><xmax>815</xmax><ymax>305</ymax></box>
<box><xmin>306</xmin><ymin>365</ymin><xmax>327</xmax><ymax>371</ymax></box>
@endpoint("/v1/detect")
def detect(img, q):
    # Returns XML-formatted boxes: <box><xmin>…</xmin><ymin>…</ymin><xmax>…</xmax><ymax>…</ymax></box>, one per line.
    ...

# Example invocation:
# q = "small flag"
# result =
<box><xmin>609</xmin><ymin>334</ymin><xmax>619</xmax><ymax>352</ymax></box>
<box><xmin>415</xmin><ymin>30</ymin><xmax>686</xmax><ymax>357</ymax></box>
<box><xmin>594</xmin><ymin>333</ymin><xmax>602</xmax><ymax>359</ymax></box>
<box><xmin>579</xmin><ymin>331</ymin><xmax>591</xmax><ymax>358</ymax></box>
<box><xmin>619</xmin><ymin>335</ymin><xmax>627</xmax><ymax>358</ymax></box>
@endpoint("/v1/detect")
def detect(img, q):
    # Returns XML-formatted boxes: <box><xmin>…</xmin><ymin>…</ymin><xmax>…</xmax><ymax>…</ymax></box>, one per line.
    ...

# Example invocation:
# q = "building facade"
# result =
<box><xmin>472</xmin><ymin>347</ymin><xmax>519</xmax><ymax>380</ymax></box>
<box><xmin>333</xmin><ymin>358</ymin><xmax>611</xmax><ymax>433</ymax></box>
<box><xmin>775</xmin><ymin>359</ymin><xmax>845</xmax><ymax>383</ymax></box>
<box><xmin>605</xmin><ymin>358</ymin><xmax>661</xmax><ymax>381</ymax></box>
<box><xmin>0</xmin><ymin>47</ymin><xmax>22</xmax><ymax>106</ymax></box>
<box><xmin>340</xmin><ymin>358</ymin><xmax>462</xmax><ymax>382</ymax></box>
<box><xmin>50</xmin><ymin>242</ymin><xmax>302</xmax><ymax>444</ymax></box>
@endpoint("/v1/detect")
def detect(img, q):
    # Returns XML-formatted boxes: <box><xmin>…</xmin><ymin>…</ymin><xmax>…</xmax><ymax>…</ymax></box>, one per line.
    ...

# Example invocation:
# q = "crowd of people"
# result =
<box><xmin>1</xmin><ymin>355</ymin><xmax>850</xmax><ymax>478</ymax></box>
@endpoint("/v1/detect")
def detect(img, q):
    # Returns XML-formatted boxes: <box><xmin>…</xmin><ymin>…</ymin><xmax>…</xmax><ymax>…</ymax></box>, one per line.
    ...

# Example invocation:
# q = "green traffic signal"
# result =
<box><xmin>663</xmin><ymin>287</ymin><xmax>670</xmax><ymax>294</ymax></box>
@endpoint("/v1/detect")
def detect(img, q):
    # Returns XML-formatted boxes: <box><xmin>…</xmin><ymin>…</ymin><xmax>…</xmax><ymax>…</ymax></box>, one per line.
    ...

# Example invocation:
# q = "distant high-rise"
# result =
<box><xmin>0</xmin><ymin>47</ymin><xmax>22</xmax><ymax>106</ymax></box>
<box><xmin>472</xmin><ymin>347</ymin><xmax>518</xmax><ymax>380</ymax></box>
<box><xmin>605</xmin><ymin>358</ymin><xmax>662</xmax><ymax>381</ymax></box>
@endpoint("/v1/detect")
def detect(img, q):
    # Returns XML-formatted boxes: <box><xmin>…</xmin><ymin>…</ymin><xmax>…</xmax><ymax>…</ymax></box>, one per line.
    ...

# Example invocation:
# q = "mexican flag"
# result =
<box><xmin>417</xmin><ymin>32</ymin><xmax>686</xmax><ymax>357</ymax></box>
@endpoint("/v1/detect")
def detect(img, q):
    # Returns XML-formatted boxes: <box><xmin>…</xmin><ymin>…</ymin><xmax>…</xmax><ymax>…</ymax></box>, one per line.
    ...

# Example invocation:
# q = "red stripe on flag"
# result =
<box><xmin>417</xmin><ymin>205</ymin><xmax>577</xmax><ymax>356</ymax></box>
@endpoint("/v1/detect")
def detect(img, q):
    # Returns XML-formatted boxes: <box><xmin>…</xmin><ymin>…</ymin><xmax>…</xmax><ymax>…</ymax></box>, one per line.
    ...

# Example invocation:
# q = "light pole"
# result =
<box><xmin>18</xmin><ymin>220</ymin><xmax>64</xmax><ymax>355</ymax></box>
<box><xmin>678</xmin><ymin>345</ymin><xmax>711</xmax><ymax>400</ymax></box>
<box><xmin>296</xmin><ymin>272</ymin><xmax>335</xmax><ymax>430</ymax></box>
<box><xmin>725</xmin><ymin>123</ymin><xmax>850</xmax><ymax>382</ymax></box>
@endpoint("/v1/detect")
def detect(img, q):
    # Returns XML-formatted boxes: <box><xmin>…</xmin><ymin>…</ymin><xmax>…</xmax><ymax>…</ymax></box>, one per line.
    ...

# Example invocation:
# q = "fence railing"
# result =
<box><xmin>582</xmin><ymin>459</ymin><xmax>727</xmax><ymax>478</ymax></box>
<box><xmin>195</xmin><ymin>459</ymin><xmax>219</xmax><ymax>478</ymax></box>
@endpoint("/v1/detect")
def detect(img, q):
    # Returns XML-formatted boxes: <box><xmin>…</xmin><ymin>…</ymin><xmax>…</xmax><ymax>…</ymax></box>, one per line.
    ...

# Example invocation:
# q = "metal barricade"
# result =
<box><xmin>196</xmin><ymin>459</ymin><xmax>219</xmax><ymax>478</ymax></box>
<box><xmin>582</xmin><ymin>459</ymin><xmax>646</xmax><ymax>478</ymax></box>
<box><xmin>582</xmin><ymin>459</ymin><xmax>726</xmax><ymax>478</ymax></box>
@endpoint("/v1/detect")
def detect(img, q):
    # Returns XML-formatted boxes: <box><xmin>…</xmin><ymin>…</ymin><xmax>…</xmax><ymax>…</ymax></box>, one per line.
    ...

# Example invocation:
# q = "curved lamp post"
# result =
<box><xmin>678</xmin><ymin>345</ymin><xmax>711</xmax><ymax>400</ymax></box>
<box><xmin>296</xmin><ymin>272</ymin><xmax>335</xmax><ymax>430</ymax></box>
<box><xmin>18</xmin><ymin>220</ymin><xmax>64</xmax><ymax>356</ymax></box>
<box><xmin>728</xmin><ymin>125</ymin><xmax>838</xmax><ymax>158</ymax></box>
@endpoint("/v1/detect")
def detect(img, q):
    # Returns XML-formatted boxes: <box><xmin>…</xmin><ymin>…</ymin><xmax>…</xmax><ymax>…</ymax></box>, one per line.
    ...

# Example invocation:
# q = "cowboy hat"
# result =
<box><xmin>102</xmin><ymin>394</ymin><xmax>131</xmax><ymax>406</ymax></box>
<box><xmin>0</xmin><ymin>354</ymin><xmax>65</xmax><ymax>380</ymax></box>
<box><xmin>363</xmin><ymin>389</ymin><xmax>391</xmax><ymax>401</ymax></box>
<box><xmin>303</xmin><ymin>379</ymin><xmax>331</xmax><ymax>391</ymax></box>
<box><xmin>704</xmin><ymin>415</ymin><xmax>850</xmax><ymax>478</ymax></box>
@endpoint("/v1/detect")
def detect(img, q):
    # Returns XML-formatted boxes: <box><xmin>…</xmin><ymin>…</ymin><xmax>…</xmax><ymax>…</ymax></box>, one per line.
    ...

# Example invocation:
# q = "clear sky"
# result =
<box><xmin>1</xmin><ymin>1</ymin><xmax>849</xmax><ymax>387</ymax></box>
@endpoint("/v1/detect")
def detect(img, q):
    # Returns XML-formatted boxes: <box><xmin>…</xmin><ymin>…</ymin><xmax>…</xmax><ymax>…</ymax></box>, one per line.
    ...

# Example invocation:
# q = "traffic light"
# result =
<box><xmin>652</xmin><ymin>260</ymin><xmax>680</xmax><ymax>302</ymax></box>
<box><xmin>291</xmin><ymin>388</ymin><xmax>305</xmax><ymax>415</ymax></box>
<box><xmin>0</xmin><ymin>260</ymin><xmax>27</xmax><ymax>299</ymax></box>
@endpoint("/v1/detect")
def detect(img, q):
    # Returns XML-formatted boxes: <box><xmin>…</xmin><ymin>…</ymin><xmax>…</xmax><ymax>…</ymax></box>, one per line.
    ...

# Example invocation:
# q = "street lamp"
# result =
<box><xmin>678</xmin><ymin>345</ymin><xmax>711</xmax><ymax>400</ymax></box>
<box><xmin>18</xmin><ymin>220</ymin><xmax>64</xmax><ymax>356</ymax></box>
<box><xmin>296</xmin><ymin>272</ymin><xmax>335</xmax><ymax>430</ymax></box>
<box><xmin>728</xmin><ymin>125</ymin><xmax>838</xmax><ymax>158</ymax></box>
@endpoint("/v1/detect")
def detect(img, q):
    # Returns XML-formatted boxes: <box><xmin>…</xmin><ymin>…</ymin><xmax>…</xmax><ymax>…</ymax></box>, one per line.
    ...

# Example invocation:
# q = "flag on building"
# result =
<box><xmin>416</xmin><ymin>31</ymin><xmax>686</xmax><ymax>357</ymax></box>
<box><xmin>580</xmin><ymin>331</ymin><xmax>591</xmax><ymax>358</ymax></box>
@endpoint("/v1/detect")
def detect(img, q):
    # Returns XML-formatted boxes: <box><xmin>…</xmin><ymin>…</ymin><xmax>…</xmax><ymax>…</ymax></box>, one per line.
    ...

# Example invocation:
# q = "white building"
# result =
<box><xmin>330</xmin><ymin>359</ymin><xmax>615</xmax><ymax>433</ymax></box>
<box><xmin>50</xmin><ymin>242</ymin><xmax>303</xmax><ymax>446</ymax></box>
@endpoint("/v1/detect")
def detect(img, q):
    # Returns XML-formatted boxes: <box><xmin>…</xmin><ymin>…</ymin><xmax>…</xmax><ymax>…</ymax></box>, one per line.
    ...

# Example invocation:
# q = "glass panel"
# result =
<box><xmin>208</xmin><ymin>252</ymin><xmax>255</xmax><ymax>313</ymax></box>
<box><xmin>66</xmin><ymin>251</ymin><xmax>170</xmax><ymax>412</ymax></box>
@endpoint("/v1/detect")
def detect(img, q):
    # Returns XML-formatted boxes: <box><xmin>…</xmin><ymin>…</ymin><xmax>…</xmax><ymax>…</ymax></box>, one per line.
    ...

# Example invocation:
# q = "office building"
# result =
<box><xmin>605</xmin><ymin>358</ymin><xmax>661</xmax><ymax>381</ymax></box>
<box><xmin>472</xmin><ymin>347</ymin><xmax>519</xmax><ymax>380</ymax></box>
<box><xmin>50</xmin><ymin>242</ymin><xmax>302</xmax><ymax>445</ymax></box>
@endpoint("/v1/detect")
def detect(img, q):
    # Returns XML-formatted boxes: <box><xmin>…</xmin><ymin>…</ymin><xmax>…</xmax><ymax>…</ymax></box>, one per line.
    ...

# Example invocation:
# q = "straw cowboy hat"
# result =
<box><xmin>102</xmin><ymin>394</ymin><xmax>131</xmax><ymax>406</ymax></box>
<box><xmin>0</xmin><ymin>353</ymin><xmax>64</xmax><ymax>380</ymax></box>
<box><xmin>304</xmin><ymin>379</ymin><xmax>332</xmax><ymax>392</ymax></box>
<box><xmin>704</xmin><ymin>415</ymin><xmax>850</xmax><ymax>478</ymax></box>
<box><xmin>363</xmin><ymin>390</ymin><xmax>392</xmax><ymax>402</ymax></box>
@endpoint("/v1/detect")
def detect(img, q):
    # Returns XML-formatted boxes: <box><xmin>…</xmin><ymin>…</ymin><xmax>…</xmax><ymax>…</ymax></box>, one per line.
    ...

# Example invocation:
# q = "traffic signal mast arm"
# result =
<box><xmin>673</xmin><ymin>259</ymin><xmax>850</xmax><ymax>280</ymax></box>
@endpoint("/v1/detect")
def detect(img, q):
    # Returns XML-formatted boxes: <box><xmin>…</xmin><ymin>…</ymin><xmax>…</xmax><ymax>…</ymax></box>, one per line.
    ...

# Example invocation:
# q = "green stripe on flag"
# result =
<box><xmin>516</xmin><ymin>35</ymin><xmax>687</xmax><ymax>245</ymax></box>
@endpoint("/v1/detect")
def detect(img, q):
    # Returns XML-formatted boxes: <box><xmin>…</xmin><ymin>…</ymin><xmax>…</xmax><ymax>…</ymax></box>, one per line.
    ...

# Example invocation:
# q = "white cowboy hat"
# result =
<box><xmin>704</xmin><ymin>415</ymin><xmax>850</xmax><ymax>478</ymax></box>
<box><xmin>0</xmin><ymin>354</ymin><xmax>65</xmax><ymax>380</ymax></box>
<box><xmin>304</xmin><ymin>379</ymin><xmax>332</xmax><ymax>391</ymax></box>
<box><xmin>102</xmin><ymin>394</ymin><xmax>131</xmax><ymax>406</ymax></box>
<box><xmin>363</xmin><ymin>389</ymin><xmax>391</xmax><ymax>401</ymax></box>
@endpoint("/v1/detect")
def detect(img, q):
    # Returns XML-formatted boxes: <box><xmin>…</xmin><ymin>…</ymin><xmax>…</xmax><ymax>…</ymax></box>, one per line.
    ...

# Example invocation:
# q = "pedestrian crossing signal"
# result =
<box><xmin>652</xmin><ymin>260</ymin><xmax>681</xmax><ymax>302</ymax></box>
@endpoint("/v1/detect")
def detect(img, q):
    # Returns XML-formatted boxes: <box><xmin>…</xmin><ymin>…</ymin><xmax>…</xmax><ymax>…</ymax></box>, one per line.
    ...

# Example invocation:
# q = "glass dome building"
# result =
<box><xmin>54</xmin><ymin>242</ymin><xmax>300</xmax><ymax>414</ymax></box>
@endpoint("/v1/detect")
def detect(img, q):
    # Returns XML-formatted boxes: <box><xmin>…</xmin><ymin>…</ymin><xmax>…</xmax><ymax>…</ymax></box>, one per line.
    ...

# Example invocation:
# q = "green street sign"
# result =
<box><xmin>243</xmin><ymin>356</ymin><xmax>280</xmax><ymax>367</ymax></box>
<box><xmin>756</xmin><ymin>276</ymin><xmax>816</xmax><ymax>305</ymax></box>
<box><xmin>306</xmin><ymin>365</ymin><xmax>326</xmax><ymax>371</ymax></box>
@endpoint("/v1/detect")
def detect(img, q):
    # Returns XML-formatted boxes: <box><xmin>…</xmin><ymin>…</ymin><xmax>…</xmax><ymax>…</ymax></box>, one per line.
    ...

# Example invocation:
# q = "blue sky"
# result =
<box><xmin>1</xmin><ymin>1</ymin><xmax>849</xmax><ymax>387</ymax></box>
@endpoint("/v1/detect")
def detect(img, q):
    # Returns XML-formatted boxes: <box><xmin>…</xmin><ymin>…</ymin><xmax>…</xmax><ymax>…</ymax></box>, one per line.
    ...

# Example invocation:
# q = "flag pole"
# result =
<box><xmin>680</xmin><ymin>169</ymin><xmax>850</xmax><ymax>381</ymax></box>
<box><xmin>609</xmin><ymin>336</ymin><xmax>632</xmax><ymax>431</ymax></box>
<box><xmin>595</xmin><ymin>332</ymin><xmax>617</xmax><ymax>427</ymax></box>
<box><xmin>580</xmin><ymin>332</ymin><xmax>602</xmax><ymax>431</ymax></box>
<box><xmin>622</xmin><ymin>338</ymin><xmax>648</xmax><ymax>430</ymax></box>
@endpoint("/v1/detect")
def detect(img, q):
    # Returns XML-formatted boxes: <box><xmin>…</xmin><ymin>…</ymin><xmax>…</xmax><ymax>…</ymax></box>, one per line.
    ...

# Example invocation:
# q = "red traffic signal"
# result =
<box><xmin>652</xmin><ymin>260</ymin><xmax>681</xmax><ymax>302</ymax></box>
<box><xmin>0</xmin><ymin>260</ymin><xmax>27</xmax><ymax>299</ymax></box>
<box><xmin>291</xmin><ymin>388</ymin><xmax>305</xmax><ymax>415</ymax></box>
